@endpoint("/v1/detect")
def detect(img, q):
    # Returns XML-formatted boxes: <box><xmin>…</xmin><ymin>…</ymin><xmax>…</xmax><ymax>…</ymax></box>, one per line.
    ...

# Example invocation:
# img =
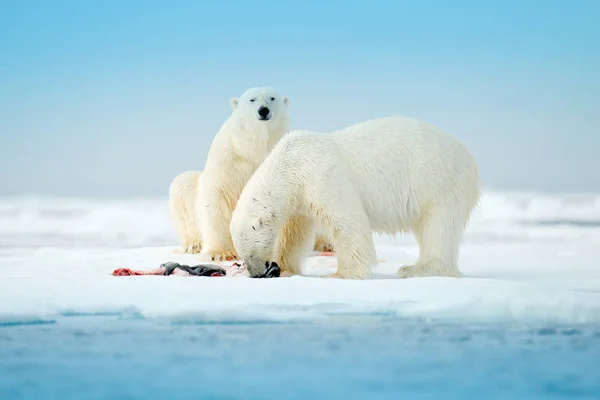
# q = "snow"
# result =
<box><xmin>1</xmin><ymin>191</ymin><xmax>600</xmax><ymax>326</ymax></box>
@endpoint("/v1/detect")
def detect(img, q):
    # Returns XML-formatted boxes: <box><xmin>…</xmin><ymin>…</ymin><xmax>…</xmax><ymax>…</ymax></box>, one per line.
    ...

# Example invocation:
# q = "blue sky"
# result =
<box><xmin>1</xmin><ymin>0</ymin><xmax>599</xmax><ymax>196</ymax></box>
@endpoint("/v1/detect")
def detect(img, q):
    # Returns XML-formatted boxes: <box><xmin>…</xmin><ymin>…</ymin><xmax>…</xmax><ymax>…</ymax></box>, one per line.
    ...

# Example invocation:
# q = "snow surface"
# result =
<box><xmin>1</xmin><ymin>191</ymin><xmax>599</xmax><ymax>326</ymax></box>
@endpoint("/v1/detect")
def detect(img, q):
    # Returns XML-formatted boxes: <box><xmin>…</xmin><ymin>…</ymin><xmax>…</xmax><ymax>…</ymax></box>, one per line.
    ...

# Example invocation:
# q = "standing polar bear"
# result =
<box><xmin>168</xmin><ymin>87</ymin><xmax>333</xmax><ymax>258</ymax></box>
<box><xmin>230</xmin><ymin>116</ymin><xmax>480</xmax><ymax>279</ymax></box>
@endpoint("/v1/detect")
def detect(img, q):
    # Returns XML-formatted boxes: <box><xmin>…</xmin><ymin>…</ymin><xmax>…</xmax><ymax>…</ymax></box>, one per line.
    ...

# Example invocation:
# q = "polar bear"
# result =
<box><xmin>168</xmin><ymin>86</ymin><xmax>333</xmax><ymax>258</ymax></box>
<box><xmin>229</xmin><ymin>116</ymin><xmax>480</xmax><ymax>279</ymax></box>
<box><xmin>169</xmin><ymin>169</ymin><xmax>333</xmax><ymax>254</ymax></box>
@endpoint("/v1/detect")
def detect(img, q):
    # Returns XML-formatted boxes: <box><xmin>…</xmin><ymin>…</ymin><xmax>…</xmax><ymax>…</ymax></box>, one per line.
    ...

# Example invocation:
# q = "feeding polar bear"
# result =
<box><xmin>230</xmin><ymin>116</ymin><xmax>480</xmax><ymax>279</ymax></box>
<box><xmin>168</xmin><ymin>87</ymin><xmax>333</xmax><ymax>258</ymax></box>
<box><xmin>169</xmin><ymin>169</ymin><xmax>333</xmax><ymax>255</ymax></box>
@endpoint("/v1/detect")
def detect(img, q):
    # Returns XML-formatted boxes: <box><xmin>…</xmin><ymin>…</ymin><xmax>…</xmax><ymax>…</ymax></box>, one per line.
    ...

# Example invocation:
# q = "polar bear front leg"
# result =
<box><xmin>319</xmin><ymin>207</ymin><xmax>376</xmax><ymax>280</ymax></box>
<box><xmin>326</xmin><ymin>232</ymin><xmax>376</xmax><ymax>279</ymax></box>
<box><xmin>199</xmin><ymin>191</ymin><xmax>238</xmax><ymax>262</ymax></box>
<box><xmin>274</xmin><ymin>214</ymin><xmax>316</xmax><ymax>276</ymax></box>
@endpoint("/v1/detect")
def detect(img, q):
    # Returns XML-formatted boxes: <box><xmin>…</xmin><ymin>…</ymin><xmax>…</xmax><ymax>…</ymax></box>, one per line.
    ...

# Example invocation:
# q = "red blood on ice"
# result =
<box><xmin>317</xmin><ymin>252</ymin><xmax>335</xmax><ymax>257</ymax></box>
<box><xmin>112</xmin><ymin>268</ymin><xmax>140</xmax><ymax>276</ymax></box>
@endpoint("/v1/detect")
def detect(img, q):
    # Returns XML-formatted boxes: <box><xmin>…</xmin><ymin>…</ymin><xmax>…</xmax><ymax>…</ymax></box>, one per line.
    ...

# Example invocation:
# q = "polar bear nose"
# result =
<box><xmin>258</xmin><ymin>107</ymin><xmax>270</xmax><ymax>118</ymax></box>
<box><xmin>250</xmin><ymin>261</ymin><xmax>281</xmax><ymax>278</ymax></box>
<box><xmin>265</xmin><ymin>261</ymin><xmax>281</xmax><ymax>278</ymax></box>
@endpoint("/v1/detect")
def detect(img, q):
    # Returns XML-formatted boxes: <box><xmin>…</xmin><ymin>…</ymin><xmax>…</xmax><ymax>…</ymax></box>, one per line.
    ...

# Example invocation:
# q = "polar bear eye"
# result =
<box><xmin>270</xmin><ymin>97</ymin><xmax>275</xmax><ymax>101</ymax></box>
<box><xmin>250</xmin><ymin>98</ymin><xmax>256</xmax><ymax>102</ymax></box>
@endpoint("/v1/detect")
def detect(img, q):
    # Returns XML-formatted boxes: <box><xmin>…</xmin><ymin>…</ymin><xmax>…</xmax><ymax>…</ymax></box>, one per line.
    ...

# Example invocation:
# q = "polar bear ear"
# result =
<box><xmin>230</xmin><ymin>97</ymin><xmax>239</xmax><ymax>110</ymax></box>
<box><xmin>283</xmin><ymin>96</ymin><xmax>289</xmax><ymax>107</ymax></box>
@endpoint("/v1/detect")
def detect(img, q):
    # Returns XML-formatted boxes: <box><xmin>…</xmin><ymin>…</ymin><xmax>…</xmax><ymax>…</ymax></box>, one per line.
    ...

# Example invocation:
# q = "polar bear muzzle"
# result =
<box><xmin>258</xmin><ymin>106</ymin><xmax>271</xmax><ymax>121</ymax></box>
<box><xmin>249</xmin><ymin>261</ymin><xmax>280</xmax><ymax>278</ymax></box>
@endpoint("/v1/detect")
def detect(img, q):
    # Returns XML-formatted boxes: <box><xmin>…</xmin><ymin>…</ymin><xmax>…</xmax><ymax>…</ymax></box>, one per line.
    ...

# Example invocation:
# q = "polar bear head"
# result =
<box><xmin>229</xmin><ymin>86</ymin><xmax>289</xmax><ymax>123</ymax></box>
<box><xmin>230</xmin><ymin>194</ymin><xmax>284</xmax><ymax>278</ymax></box>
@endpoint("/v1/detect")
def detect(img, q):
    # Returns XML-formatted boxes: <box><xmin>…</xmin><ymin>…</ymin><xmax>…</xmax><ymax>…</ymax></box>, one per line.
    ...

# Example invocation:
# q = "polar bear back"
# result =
<box><xmin>265</xmin><ymin>116</ymin><xmax>480</xmax><ymax>235</ymax></box>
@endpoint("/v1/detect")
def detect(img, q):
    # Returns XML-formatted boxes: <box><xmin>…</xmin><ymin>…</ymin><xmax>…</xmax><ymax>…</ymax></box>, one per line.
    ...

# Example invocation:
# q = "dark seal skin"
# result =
<box><xmin>160</xmin><ymin>262</ymin><xmax>227</xmax><ymax>277</ymax></box>
<box><xmin>251</xmin><ymin>261</ymin><xmax>281</xmax><ymax>279</ymax></box>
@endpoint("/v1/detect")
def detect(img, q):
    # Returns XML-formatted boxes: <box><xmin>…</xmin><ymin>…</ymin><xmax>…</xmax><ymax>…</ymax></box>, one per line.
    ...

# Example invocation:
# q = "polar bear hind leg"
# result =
<box><xmin>398</xmin><ymin>201</ymin><xmax>467</xmax><ymax>278</ymax></box>
<box><xmin>169</xmin><ymin>171</ymin><xmax>203</xmax><ymax>254</ymax></box>
<box><xmin>199</xmin><ymin>188</ymin><xmax>239</xmax><ymax>261</ymax></box>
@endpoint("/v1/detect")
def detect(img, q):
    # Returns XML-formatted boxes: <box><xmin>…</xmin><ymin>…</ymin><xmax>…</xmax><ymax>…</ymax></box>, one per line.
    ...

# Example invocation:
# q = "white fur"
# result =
<box><xmin>167</xmin><ymin>86</ymin><xmax>331</xmax><ymax>260</ymax></box>
<box><xmin>169</xmin><ymin>168</ymin><xmax>333</xmax><ymax>255</ymax></box>
<box><xmin>168</xmin><ymin>87</ymin><xmax>334</xmax><ymax>256</ymax></box>
<box><xmin>198</xmin><ymin>87</ymin><xmax>289</xmax><ymax>261</ymax></box>
<box><xmin>168</xmin><ymin>171</ymin><xmax>203</xmax><ymax>253</ymax></box>
<box><xmin>230</xmin><ymin>116</ymin><xmax>481</xmax><ymax>279</ymax></box>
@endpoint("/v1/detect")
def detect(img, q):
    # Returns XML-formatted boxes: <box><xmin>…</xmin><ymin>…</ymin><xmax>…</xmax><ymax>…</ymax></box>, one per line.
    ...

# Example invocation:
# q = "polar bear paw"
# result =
<box><xmin>201</xmin><ymin>249</ymin><xmax>239</xmax><ymax>262</ymax></box>
<box><xmin>322</xmin><ymin>270</ymin><xmax>371</xmax><ymax>280</ymax></box>
<box><xmin>397</xmin><ymin>265</ymin><xmax>424</xmax><ymax>279</ymax></box>
<box><xmin>184</xmin><ymin>243</ymin><xmax>202</xmax><ymax>254</ymax></box>
<box><xmin>313</xmin><ymin>240</ymin><xmax>334</xmax><ymax>253</ymax></box>
<box><xmin>397</xmin><ymin>264</ymin><xmax>462</xmax><ymax>279</ymax></box>
<box><xmin>322</xmin><ymin>273</ymin><xmax>344</xmax><ymax>279</ymax></box>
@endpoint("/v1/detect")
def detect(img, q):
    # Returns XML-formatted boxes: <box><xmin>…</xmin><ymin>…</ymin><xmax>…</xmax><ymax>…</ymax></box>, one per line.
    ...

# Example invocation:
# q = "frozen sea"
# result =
<box><xmin>1</xmin><ymin>191</ymin><xmax>599</xmax><ymax>399</ymax></box>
